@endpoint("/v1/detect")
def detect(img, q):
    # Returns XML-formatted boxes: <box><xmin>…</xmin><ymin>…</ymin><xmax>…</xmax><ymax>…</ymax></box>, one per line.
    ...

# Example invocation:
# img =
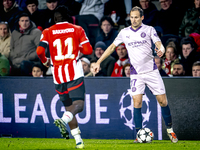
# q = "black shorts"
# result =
<box><xmin>55</xmin><ymin>77</ymin><xmax>85</xmax><ymax>106</ymax></box>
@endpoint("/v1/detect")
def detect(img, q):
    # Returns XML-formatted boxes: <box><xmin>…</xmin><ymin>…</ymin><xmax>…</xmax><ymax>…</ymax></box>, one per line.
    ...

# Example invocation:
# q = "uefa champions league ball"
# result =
<box><xmin>136</xmin><ymin>128</ymin><xmax>154</xmax><ymax>143</ymax></box>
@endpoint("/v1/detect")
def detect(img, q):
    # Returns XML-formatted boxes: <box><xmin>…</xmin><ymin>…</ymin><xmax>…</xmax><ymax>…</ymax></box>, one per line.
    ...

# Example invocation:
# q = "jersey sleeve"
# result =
<box><xmin>36</xmin><ymin>29</ymin><xmax>49</xmax><ymax>63</ymax></box>
<box><xmin>78</xmin><ymin>26</ymin><xmax>93</xmax><ymax>55</ymax></box>
<box><xmin>150</xmin><ymin>27</ymin><xmax>161</xmax><ymax>44</ymax></box>
<box><xmin>40</xmin><ymin>29</ymin><xmax>49</xmax><ymax>45</ymax></box>
<box><xmin>79</xmin><ymin>27</ymin><xmax>90</xmax><ymax>45</ymax></box>
<box><xmin>113</xmin><ymin>30</ymin><xmax>123</xmax><ymax>47</ymax></box>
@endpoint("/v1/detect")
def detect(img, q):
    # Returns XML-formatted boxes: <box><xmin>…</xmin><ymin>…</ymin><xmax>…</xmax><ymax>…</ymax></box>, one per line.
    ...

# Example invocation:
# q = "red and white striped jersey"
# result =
<box><xmin>37</xmin><ymin>22</ymin><xmax>93</xmax><ymax>84</ymax></box>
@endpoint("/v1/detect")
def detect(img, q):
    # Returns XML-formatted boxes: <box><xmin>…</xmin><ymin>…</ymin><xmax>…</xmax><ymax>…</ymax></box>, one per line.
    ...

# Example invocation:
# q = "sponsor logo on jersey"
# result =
<box><xmin>128</xmin><ymin>40</ymin><xmax>147</xmax><ymax>48</ymax></box>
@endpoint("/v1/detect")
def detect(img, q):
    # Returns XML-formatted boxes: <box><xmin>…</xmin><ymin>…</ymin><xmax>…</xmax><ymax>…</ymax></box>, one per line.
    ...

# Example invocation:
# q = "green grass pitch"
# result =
<box><xmin>0</xmin><ymin>138</ymin><xmax>200</xmax><ymax>150</ymax></box>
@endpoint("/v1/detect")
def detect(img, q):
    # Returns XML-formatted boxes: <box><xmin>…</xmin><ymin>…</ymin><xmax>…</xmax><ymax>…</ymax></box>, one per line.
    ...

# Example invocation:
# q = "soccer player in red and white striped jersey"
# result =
<box><xmin>36</xmin><ymin>5</ymin><xmax>93</xmax><ymax>149</ymax></box>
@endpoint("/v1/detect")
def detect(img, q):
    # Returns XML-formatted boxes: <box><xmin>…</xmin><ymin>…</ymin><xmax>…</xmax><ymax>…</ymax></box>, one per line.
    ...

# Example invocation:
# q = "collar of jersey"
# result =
<box><xmin>56</xmin><ymin>21</ymin><xmax>69</xmax><ymax>25</ymax></box>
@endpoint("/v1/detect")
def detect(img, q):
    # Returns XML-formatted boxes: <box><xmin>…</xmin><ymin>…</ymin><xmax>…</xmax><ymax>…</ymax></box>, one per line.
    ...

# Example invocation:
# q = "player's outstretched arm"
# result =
<box><xmin>155</xmin><ymin>41</ymin><xmax>165</xmax><ymax>57</ymax></box>
<box><xmin>93</xmin><ymin>43</ymin><xmax>116</xmax><ymax>74</ymax></box>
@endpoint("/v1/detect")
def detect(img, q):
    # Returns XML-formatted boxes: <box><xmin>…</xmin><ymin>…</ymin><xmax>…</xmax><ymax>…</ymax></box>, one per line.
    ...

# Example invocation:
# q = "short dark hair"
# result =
<box><xmin>25</xmin><ymin>0</ymin><xmax>38</xmax><ymax>6</ymax></box>
<box><xmin>19</xmin><ymin>13</ymin><xmax>30</xmax><ymax>20</ymax></box>
<box><xmin>173</xmin><ymin>63</ymin><xmax>185</xmax><ymax>70</ymax></box>
<box><xmin>32</xmin><ymin>64</ymin><xmax>44</xmax><ymax>71</ymax></box>
<box><xmin>99</xmin><ymin>16</ymin><xmax>114</xmax><ymax>27</ymax></box>
<box><xmin>46</xmin><ymin>0</ymin><xmax>58</xmax><ymax>3</ymax></box>
<box><xmin>54</xmin><ymin>5</ymin><xmax>72</xmax><ymax>23</ymax></box>
<box><xmin>180</xmin><ymin>36</ymin><xmax>196</xmax><ymax>49</ymax></box>
<box><xmin>130</xmin><ymin>6</ymin><xmax>144</xmax><ymax>17</ymax></box>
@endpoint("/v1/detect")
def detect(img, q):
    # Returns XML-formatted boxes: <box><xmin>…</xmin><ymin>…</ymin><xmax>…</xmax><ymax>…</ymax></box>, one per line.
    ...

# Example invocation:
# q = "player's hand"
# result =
<box><xmin>155</xmin><ymin>48</ymin><xmax>164</xmax><ymax>57</ymax></box>
<box><xmin>92</xmin><ymin>63</ymin><xmax>100</xmax><ymax>74</ymax></box>
<box><xmin>43</xmin><ymin>58</ymin><xmax>50</xmax><ymax>68</ymax></box>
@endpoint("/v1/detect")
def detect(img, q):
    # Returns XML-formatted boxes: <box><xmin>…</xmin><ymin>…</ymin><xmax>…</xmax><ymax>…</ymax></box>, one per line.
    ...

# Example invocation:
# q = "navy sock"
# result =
<box><xmin>161</xmin><ymin>105</ymin><xmax>172</xmax><ymax>128</ymax></box>
<box><xmin>134</xmin><ymin>107</ymin><xmax>142</xmax><ymax>133</ymax></box>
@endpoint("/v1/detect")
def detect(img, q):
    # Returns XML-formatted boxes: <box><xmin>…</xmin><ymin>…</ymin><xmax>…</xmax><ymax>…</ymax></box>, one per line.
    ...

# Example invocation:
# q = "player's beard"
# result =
<box><xmin>173</xmin><ymin>72</ymin><xmax>185</xmax><ymax>76</ymax></box>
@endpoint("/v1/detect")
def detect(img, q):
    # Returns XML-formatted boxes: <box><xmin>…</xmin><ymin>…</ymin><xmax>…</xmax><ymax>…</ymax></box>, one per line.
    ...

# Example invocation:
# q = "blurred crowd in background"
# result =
<box><xmin>0</xmin><ymin>0</ymin><xmax>200</xmax><ymax>78</ymax></box>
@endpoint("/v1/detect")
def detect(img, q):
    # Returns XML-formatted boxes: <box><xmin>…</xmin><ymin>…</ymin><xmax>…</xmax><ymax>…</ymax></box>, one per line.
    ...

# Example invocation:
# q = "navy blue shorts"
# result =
<box><xmin>55</xmin><ymin>77</ymin><xmax>85</xmax><ymax>106</ymax></box>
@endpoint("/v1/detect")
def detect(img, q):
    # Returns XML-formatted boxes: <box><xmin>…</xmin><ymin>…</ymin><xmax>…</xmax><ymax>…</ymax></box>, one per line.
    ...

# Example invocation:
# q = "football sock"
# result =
<box><xmin>61</xmin><ymin>111</ymin><xmax>73</xmax><ymax>124</ymax></box>
<box><xmin>167</xmin><ymin>128</ymin><xmax>174</xmax><ymax>133</ymax></box>
<box><xmin>134</xmin><ymin>107</ymin><xmax>142</xmax><ymax>133</ymax></box>
<box><xmin>71</xmin><ymin>127</ymin><xmax>83</xmax><ymax>144</ymax></box>
<box><xmin>161</xmin><ymin>105</ymin><xmax>172</xmax><ymax>128</ymax></box>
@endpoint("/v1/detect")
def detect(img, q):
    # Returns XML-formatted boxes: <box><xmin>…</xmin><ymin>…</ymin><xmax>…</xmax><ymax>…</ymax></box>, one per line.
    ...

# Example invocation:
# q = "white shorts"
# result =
<box><xmin>130</xmin><ymin>69</ymin><xmax>166</xmax><ymax>96</ymax></box>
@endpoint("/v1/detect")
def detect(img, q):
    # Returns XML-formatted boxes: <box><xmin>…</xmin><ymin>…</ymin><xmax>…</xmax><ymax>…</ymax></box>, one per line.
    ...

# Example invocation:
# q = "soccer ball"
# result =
<box><xmin>136</xmin><ymin>128</ymin><xmax>154</xmax><ymax>143</ymax></box>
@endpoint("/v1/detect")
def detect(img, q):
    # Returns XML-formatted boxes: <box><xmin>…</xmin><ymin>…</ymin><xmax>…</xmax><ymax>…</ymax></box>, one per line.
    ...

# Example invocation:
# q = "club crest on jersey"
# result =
<box><xmin>141</xmin><ymin>32</ymin><xmax>146</xmax><ymax>38</ymax></box>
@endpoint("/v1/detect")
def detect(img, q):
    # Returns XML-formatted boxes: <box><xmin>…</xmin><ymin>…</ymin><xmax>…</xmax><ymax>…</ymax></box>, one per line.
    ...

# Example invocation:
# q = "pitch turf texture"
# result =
<box><xmin>0</xmin><ymin>138</ymin><xmax>200</xmax><ymax>150</ymax></box>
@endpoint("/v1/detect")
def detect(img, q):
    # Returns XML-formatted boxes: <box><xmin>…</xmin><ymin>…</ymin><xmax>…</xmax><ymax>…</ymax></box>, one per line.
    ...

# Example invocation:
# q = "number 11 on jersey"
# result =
<box><xmin>53</xmin><ymin>37</ymin><xmax>75</xmax><ymax>60</ymax></box>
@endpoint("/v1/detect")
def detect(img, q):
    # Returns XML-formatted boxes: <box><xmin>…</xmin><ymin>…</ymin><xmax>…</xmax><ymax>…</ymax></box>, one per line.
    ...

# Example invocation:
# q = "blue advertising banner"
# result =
<box><xmin>0</xmin><ymin>77</ymin><xmax>161</xmax><ymax>140</ymax></box>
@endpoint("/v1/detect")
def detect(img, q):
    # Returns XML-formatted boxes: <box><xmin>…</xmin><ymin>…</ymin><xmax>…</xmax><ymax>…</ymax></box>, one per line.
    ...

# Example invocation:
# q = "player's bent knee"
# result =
<box><xmin>73</xmin><ymin>100</ymin><xmax>84</xmax><ymax>113</ymax></box>
<box><xmin>158</xmin><ymin>101</ymin><xmax>167</xmax><ymax>107</ymax></box>
<box><xmin>156</xmin><ymin>94</ymin><xmax>168</xmax><ymax>107</ymax></box>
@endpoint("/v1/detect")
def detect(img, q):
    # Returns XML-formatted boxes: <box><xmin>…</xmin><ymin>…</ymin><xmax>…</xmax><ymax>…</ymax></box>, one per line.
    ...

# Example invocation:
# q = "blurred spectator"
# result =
<box><xmin>0</xmin><ymin>22</ymin><xmax>11</xmax><ymax>58</ymax></box>
<box><xmin>104</xmin><ymin>0</ymin><xmax>127</xmax><ymax>27</ymax></box>
<box><xmin>172</xmin><ymin>0</ymin><xmax>194</xmax><ymax>12</ymax></box>
<box><xmin>85</xmin><ymin>60</ymin><xmax>104</xmax><ymax>77</ymax></box>
<box><xmin>90</xmin><ymin>41</ymin><xmax>115</xmax><ymax>76</ymax></box>
<box><xmin>161</xmin><ymin>34</ymin><xmax>181</xmax><ymax>50</ymax></box>
<box><xmin>172</xmin><ymin>63</ymin><xmax>185</xmax><ymax>76</ymax></box>
<box><xmin>96</xmin><ymin>16</ymin><xmax>118</xmax><ymax>59</ymax></box>
<box><xmin>40</xmin><ymin>0</ymin><xmax>58</xmax><ymax>29</ymax></box>
<box><xmin>154</xmin><ymin>56</ymin><xmax>168</xmax><ymax>77</ymax></box>
<box><xmin>32</xmin><ymin>64</ymin><xmax>43</xmax><ymax>77</ymax></box>
<box><xmin>179</xmin><ymin>0</ymin><xmax>200</xmax><ymax>37</ymax></box>
<box><xmin>154</xmin><ymin>26</ymin><xmax>163</xmax><ymax>38</ymax></box>
<box><xmin>9</xmin><ymin>13</ymin><xmax>42</xmax><ymax>76</ymax></box>
<box><xmin>189</xmin><ymin>33</ymin><xmax>200</xmax><ymax>52</ymax></box>
<box><xmin>75</xmin><ymin>0</ymin><xmax>109</xmax><ymax>47</ymax></box>
<box><xmin>62</xmin><ymin>0</ymin><xmax>81</xmax><ymax>16</ymax></box>
<box><xmin>0</xmin><ymin>53</ymin><xmax>10</xmax><ymax>76</ymax></box>
<box><xmin>162</xmin><ymin>42</ymin><xmax>179</xmax><ymax>76</ymax></box>
<box><xmin>192</xmin><ymin>61</ymin><xmax>200</xmax><ymax>77</ymax></box>
<box><xmin>25</xmin><ymin>0</ymin><xmax>43</xmax><ymax>31</ymax></box>
<box><xmin>179</xmin><ymin>37</ymin><xmax>200</xmax><ymax>76</ymax></box>
<box><xmin>15</xmin><ymin>0</ymin><xmax>29</xmax><ymax>10</ymax></box>
<box><xmin>122</xmin><ymin>63</ymin><xmax>130</xmax><ymax>77</ymax></box>
<box><xmin>139</xmin><ymin>0</ymin><xmax>158</xmax><ymax>26</ymax></box>
<box><xmin>155</xmin><ymin>0</ymin><xmax>185</xmax><ymax>35</ymax></box>
<box><xmin>124</xmin><ymin>0</ymin><xmax>140</xmax><ymax>21</ymax></box>
<box><xmin>0</xmin><ymin>0</ymin><xmax>23</xmax><ymax>32</ymax></box>
<box><xmin>123</xmin><ymin>0</ymin><xmax>132</xmax><ymax>23</ymax></box>
<box><xmin>81</xmin><ymin>57</ymin><xmax>90</xmax><ymax>76</ymax></box>
<box><xmin>0</xmin><ymin>0</ymin><xmax>3</xmax><ymax>11</ymax></box>
<box><xmin>163</xmin><ymin>37</ymin><xmax>181</xmax><ymax>56</ymax></box>
<box><xmin>111</xmin><ymin>43</ymin><xmax>129</xmax><ymax>77</ymax></box>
